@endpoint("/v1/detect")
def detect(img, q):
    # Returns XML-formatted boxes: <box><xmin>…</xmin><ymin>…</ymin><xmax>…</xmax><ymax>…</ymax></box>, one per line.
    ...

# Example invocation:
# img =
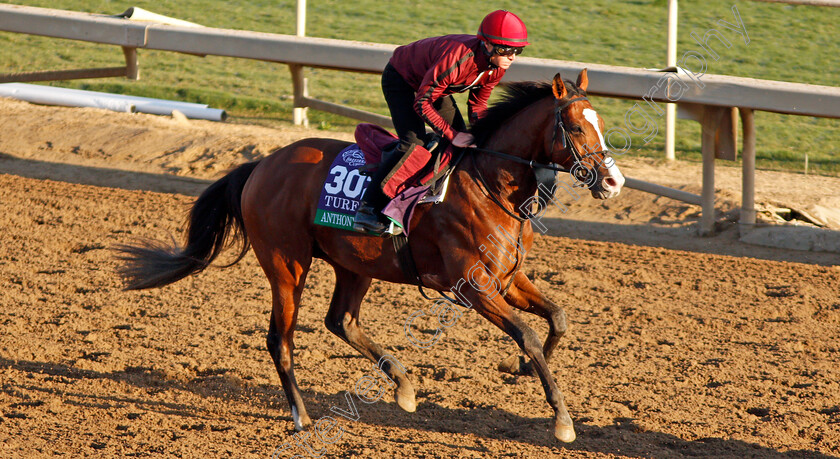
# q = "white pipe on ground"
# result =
<box><xmin>94</xmin><ymin>91</ymin><xmax>210</xmax><ymax>110</ymax></box>
<box><xmin>142</xmin><ymin>104</ymin><xmax>226</xmax><ymax>121</ymax></box>
<box><xmin>0</xmin><ymin>83</ymin><xmax>226</xmax><ymax>121</ymax></box>
<box><xmin>624</xmin><ymin>177</ymin><xmax>702</xmax><ymax>206</ymax></box>
<box><xmin>0</xmin><ymin>83</ymin><xmax>135</xmax><ymax>113</ymax></box>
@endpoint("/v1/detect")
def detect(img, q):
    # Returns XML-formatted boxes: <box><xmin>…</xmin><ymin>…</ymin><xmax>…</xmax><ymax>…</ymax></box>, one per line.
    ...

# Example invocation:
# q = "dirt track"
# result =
<box><xmin>1</xmin><ymin>98</ymin><xmax>839</xmax><ymax>458</ymax></box>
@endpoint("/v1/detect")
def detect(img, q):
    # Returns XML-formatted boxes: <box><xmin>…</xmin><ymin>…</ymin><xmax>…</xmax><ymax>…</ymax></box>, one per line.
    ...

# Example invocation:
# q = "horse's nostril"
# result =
<box><xmin>604</xmin><ymin>177</ymin><xmax>618</xmax><ymax>188</ymax></box>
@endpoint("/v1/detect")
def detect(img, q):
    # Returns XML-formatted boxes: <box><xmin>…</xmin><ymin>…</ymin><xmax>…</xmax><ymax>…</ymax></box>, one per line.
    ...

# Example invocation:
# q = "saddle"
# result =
<box><xmin>355</xmin><ymin>124</ymin><xmax>458</xmax><ymax>234</ymax></box>
<box><xmin>355</xmin><ymin>123</ymin><xmax>454</xmax><ymax>199</ymax></box>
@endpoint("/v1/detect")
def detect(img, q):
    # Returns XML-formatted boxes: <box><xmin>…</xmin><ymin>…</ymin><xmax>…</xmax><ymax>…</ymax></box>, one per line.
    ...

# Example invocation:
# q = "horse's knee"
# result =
<box><xmin>524</xmin><ymin>328</ymin><xmax>544</xmax><ymax>355</ymax></box>
<box><xmin>511</xmin><ymin>323</ymin><xmax>543</xmax><ymax>357</ymax></box>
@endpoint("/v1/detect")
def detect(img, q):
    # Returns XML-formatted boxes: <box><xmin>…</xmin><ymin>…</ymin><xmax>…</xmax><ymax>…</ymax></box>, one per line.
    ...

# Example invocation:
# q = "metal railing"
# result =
<box><xmin>1</xmin><ymin>4</ymin><xmax>839</xmax><ymax>236</ymax></box>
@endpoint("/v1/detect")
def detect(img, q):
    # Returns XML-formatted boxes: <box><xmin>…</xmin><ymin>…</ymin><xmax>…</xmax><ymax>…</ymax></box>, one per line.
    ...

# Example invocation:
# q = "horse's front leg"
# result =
<box><xmin>499</xmin><ymin>271</ymin><xmax>568</xmax><ymax>376</ymax></box>
<box><xmin>470</xmin><ymin>290</ymin><xmax>575</xmax><ymax>443</ymax></box>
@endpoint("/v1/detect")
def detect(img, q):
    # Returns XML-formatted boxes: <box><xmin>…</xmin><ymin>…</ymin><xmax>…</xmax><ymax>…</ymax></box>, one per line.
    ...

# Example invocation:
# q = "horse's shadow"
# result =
<box><xmin>1</xmin><ymin>357</ymin><xmax>834</xmax><ymax>458</ymax></box>
<box><xmin>300</xmin><ymin>388</ymin><xmax>836</xmax><ymax>458</ymax></box>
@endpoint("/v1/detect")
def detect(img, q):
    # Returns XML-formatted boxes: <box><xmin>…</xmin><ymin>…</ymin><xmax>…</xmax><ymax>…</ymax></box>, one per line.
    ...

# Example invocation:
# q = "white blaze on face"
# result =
<box><xmin>582</xmin><ymin>108</ymin><xmax>606</xmax><ymax>151</ymax></box>
<box><xmin>582</xmin><ymin>108</ymin><xmax>624</xmax><ymax>196</ymax></box>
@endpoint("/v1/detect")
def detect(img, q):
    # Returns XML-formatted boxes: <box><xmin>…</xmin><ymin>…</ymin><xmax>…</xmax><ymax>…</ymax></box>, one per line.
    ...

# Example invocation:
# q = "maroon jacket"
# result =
<box><xmin>389</xmin><ymin>34</ymin><xmax>505</xmax><ymax>141</ymax></box>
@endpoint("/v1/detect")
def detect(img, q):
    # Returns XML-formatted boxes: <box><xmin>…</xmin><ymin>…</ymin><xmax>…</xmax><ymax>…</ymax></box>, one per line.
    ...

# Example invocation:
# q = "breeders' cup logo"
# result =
<box><xmin>342</xmin><ymin>147</ymin><xmax>366</xmax><ymax>167</ymax></box>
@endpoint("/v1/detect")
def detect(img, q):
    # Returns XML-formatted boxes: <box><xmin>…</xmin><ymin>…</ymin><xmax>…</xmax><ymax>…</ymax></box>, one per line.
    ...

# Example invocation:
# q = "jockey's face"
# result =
<box><xmin>484</xmin><ymin>42</ymin><xmax>521</xmax><ymax>70</ymax></box>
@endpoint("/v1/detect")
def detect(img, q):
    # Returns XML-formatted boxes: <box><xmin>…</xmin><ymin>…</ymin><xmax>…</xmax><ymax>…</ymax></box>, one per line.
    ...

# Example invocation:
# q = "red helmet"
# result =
<box><xmin>477</xmin><ymin>10</ymin><xmax>529</xmax><ymax>47</ymax></box>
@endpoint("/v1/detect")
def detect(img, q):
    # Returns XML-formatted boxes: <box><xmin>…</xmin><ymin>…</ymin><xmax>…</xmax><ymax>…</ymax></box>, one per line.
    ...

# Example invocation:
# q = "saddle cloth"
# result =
<box><xmin>313</xmin><ymin>124</ymin><xmax>455</xmax><ymax>234</ymax></box>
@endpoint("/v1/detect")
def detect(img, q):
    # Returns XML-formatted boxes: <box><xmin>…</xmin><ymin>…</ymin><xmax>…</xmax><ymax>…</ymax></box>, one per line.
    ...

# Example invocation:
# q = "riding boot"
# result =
<box><xmin>353</xmin><ymin>191</ymin><xmax>388</xmax><ymax>233</ymax></box>
<box><xmin>353</xmin><ymin>144</ymin><xmax>404</xmax><ymax>234</ymax></box>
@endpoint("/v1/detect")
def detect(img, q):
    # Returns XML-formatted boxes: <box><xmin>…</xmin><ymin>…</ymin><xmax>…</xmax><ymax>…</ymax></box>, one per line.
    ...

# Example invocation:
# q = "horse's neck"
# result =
<box><xmin>469</xmin><ymin>152</ymin><xmax>535</xmax><ymax>211</ymax></box>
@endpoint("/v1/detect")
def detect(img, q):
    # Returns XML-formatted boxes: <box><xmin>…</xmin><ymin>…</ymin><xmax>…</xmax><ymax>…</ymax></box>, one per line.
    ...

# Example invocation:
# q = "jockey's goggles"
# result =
<box><xmin>492</xmin><ymin>45</ymin><xmax>524</xmax><ymax>57</ymax></box>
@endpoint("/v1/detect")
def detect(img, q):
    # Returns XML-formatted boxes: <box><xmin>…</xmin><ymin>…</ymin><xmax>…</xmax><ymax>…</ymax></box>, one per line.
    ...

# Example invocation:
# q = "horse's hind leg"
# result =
<box><xmin>264</xmin><ymin>263</ymin><xmax>312</xmax><ymax>431</ymax></box>
<box><xmin>499</xmin><ymin>271</ymin><xmax>568</xmax><ymax>376</ymax></box>
<box><xmin>324</xmin><ymin>265</ymin><xmax>416</xmax><ymax>412</ymax></box>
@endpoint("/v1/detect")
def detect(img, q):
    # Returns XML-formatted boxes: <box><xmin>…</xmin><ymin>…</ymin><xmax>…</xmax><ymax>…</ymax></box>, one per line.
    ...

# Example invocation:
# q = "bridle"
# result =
<box><xmin>552</xmin><ymin>96</ymin><xmax>612</xmax><ymax>187</ymax></box>
<box><xmin>467</xmin><ymin>95</ymin><xmax>612</xmax><ymax>219</ymax></box>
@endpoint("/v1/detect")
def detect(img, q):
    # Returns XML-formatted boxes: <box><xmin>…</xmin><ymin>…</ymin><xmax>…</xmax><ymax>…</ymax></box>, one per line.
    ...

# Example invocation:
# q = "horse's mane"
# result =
<box><xmin>470</xmin><ymin>80</ymin><xmax>584</xmax><ymax>146</ymax></box>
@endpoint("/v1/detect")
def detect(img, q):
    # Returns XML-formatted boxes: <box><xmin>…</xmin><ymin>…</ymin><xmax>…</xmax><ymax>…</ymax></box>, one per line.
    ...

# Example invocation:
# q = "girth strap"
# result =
<box><xmin>392</xmin><ymin>234</ymin><xmax>422</xmax><ymax>286</ymax></box>
<box><xmin>392</xmin><ymin>235</ymin><xmax>465</xmax><ymax>306</ymax></box>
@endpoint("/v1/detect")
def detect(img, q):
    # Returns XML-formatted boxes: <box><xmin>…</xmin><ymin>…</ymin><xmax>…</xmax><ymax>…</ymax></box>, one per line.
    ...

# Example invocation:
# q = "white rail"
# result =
<box><xmin>1</xmin><ymin>4</ymin><xmax>839</xmax><ymax>236</ymax></box>
<box><xmin>1</xmin><ymin>5</ymin><xmax>837</xmax><ymax>117</ymax></box>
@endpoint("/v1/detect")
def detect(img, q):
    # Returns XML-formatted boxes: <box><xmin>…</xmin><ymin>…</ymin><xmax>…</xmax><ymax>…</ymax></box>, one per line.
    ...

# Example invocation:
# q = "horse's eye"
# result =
<box><xmin>570</xmin><ymin>125</ymin><xmax>584</xmax><ymax>133</ymax></box>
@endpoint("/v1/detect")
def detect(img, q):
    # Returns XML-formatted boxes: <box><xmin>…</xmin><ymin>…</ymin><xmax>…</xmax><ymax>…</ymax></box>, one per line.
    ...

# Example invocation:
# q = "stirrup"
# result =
<box><xmin>384</xmin><ymin>221</ymin><xmax>404</xmax><ymax>236</ymax></box>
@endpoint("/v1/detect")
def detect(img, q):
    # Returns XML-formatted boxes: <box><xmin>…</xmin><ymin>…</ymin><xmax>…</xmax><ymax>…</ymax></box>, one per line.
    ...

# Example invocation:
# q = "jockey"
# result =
<box><xmin>353</xmin><ymin>10</ymin><xmax>529</xmax><ymax>234</ymax></box>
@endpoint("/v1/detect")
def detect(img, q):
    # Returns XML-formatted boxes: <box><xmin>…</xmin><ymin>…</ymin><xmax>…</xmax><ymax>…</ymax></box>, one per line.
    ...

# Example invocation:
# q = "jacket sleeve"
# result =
<box><xmin>467</xmin><ymin>68</ymin><xmax>504</xmax><ymax>124</ymax></box>
<box><xmin>413</xmin><ymin>52</ymin><xmax>474</xmax><ymax>141</ymax></box>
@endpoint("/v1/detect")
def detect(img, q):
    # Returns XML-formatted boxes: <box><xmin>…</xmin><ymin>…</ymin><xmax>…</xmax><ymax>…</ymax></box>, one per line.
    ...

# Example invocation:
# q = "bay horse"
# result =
<box><xmin>117</xmin><ymin>70</ymin><xmax>625</xmax><ymax>443</ymax></box>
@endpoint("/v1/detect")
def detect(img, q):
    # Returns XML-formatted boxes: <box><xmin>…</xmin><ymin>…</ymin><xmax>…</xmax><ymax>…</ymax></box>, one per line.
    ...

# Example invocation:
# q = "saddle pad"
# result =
<box><xmin>314</xmin><ymin>133</ymin><xmax>454</xmax><ymax>233</ymax></box>
<box><xmin>382</xmin><ymin>171</ymin><xmax>452</xmax><ymax>236</ymax></box>
<box><xmin>313</xmin><ymin>143</ymin><xmax>372</xmax><ymax>231</ymax></box>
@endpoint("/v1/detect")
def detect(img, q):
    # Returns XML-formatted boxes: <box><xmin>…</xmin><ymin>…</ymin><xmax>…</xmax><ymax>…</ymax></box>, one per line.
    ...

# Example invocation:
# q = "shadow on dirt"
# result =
<box><xmin>0</xmin><ymin>152</ymin><xmax>209</xmax><ymax>196</ymax></box>
<box><xmin>1</xmin><ymin>357</ymin><xmax>836</xmax><ymax>459</ymax></box>
<box><xmin>546</xmin><ymin>217</ymin><xmax>840</xmax><ymax>267</ymax></box>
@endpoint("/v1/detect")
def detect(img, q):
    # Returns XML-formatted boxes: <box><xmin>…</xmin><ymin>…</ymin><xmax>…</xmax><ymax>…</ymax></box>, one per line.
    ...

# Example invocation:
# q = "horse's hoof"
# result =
<box><xmin>292</xmin><ymin>406</ymin><xmax>312</xmax><ymax>432</ymax></box>
<box><xmin>498</xmin><ymin>354</ymin><xmax>534</xmax><ymax>376</ymax></box>
<box><xmin>553</xmin><ymin>421</ymin><xmax>576</xmax><ymax>443</ymax></box>
<box><xmin>395</xmin><ymin>385</ymin><xmax>416</xmax><ymax>413</ymax></box>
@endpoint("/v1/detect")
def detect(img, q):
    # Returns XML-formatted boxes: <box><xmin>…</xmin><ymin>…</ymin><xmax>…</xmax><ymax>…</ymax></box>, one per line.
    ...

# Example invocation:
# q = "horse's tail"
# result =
<box><xmin>116</xmin><ymin>161</ymin><xmax>260</xmax><ymax>290</ymax></box>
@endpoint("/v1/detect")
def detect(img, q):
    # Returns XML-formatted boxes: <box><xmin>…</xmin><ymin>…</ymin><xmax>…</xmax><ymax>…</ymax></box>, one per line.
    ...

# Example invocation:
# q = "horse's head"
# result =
<box><xmin>548</xmin><ymin>70</ymin><xmax>624</xmax><ymax>200</ymax></box>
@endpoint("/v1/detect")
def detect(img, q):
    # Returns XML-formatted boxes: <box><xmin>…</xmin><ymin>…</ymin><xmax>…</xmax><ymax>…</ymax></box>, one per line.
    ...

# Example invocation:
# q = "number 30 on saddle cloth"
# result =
<box><xmin>313</xmin><ymin>123</ymin><xmax>455</xmax><ymax>234</ymax></box>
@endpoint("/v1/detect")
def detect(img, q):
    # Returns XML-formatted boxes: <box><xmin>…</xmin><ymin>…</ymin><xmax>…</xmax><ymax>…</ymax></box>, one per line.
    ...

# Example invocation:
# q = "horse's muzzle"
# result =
<box><xmin>588</xmin><ymin>158</ymin><xmax>625</xmax><ymax>200</ymax></box>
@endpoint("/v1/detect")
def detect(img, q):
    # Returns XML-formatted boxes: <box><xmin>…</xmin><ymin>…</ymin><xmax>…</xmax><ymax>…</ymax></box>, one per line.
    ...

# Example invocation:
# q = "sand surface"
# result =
<box><xmin>1</xmin><ymin>98</ymin><xmax>839</xmax><ymax>458</ymax></box>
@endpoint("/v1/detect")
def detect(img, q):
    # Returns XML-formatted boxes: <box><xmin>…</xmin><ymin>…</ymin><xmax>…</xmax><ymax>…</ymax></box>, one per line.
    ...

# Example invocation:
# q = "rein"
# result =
<box><xmin>468</xmin><ymin>146</ymin><xmax>571</xmax><ymax>173</ymax></box>
<box><xmin>469</xmin><ymin>96</ymin><xmax>597</xmax><ymax>174</ymax></box>
<box><xmin>468</xmin><ymin>153</ymin><xmax>527</xmax><ymax>222</ymax></box>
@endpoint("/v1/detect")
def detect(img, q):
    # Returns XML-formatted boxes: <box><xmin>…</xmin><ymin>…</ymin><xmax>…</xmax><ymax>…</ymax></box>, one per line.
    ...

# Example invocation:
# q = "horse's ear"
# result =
<box><xmin>552</xmin><ymin>73</ymin><xmax>568</xmax><ymax>100</ymax></box>
<box><xmin>576</xmin><ymin>68</ymin><xmax>589</xmax><ymax>92</ymax></box>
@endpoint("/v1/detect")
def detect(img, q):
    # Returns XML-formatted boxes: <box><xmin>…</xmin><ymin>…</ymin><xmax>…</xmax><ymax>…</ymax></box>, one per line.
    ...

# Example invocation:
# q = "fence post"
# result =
<box><xmin>700</xmin><ymin>106</ymin><xmax>725</xmax><ymax>236</ymax></box>
<box><xmin>665</xmin><ymin>0</ymin><xmax>678</xmax><ymax>161</ymax></box>
<box><xmin>739</xmin><ymin>108</ymin><xmax>756</xmax><ymax>235</ymax></box>
<box><xmin>122</xmin><ymin>46</ymin><xmax>139</xmax><ymax>80</ymax></box>
<box><xmin>292</xmin><ymin>0</ymin><xmax>308</xmax><ymax>126</ymax></box>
